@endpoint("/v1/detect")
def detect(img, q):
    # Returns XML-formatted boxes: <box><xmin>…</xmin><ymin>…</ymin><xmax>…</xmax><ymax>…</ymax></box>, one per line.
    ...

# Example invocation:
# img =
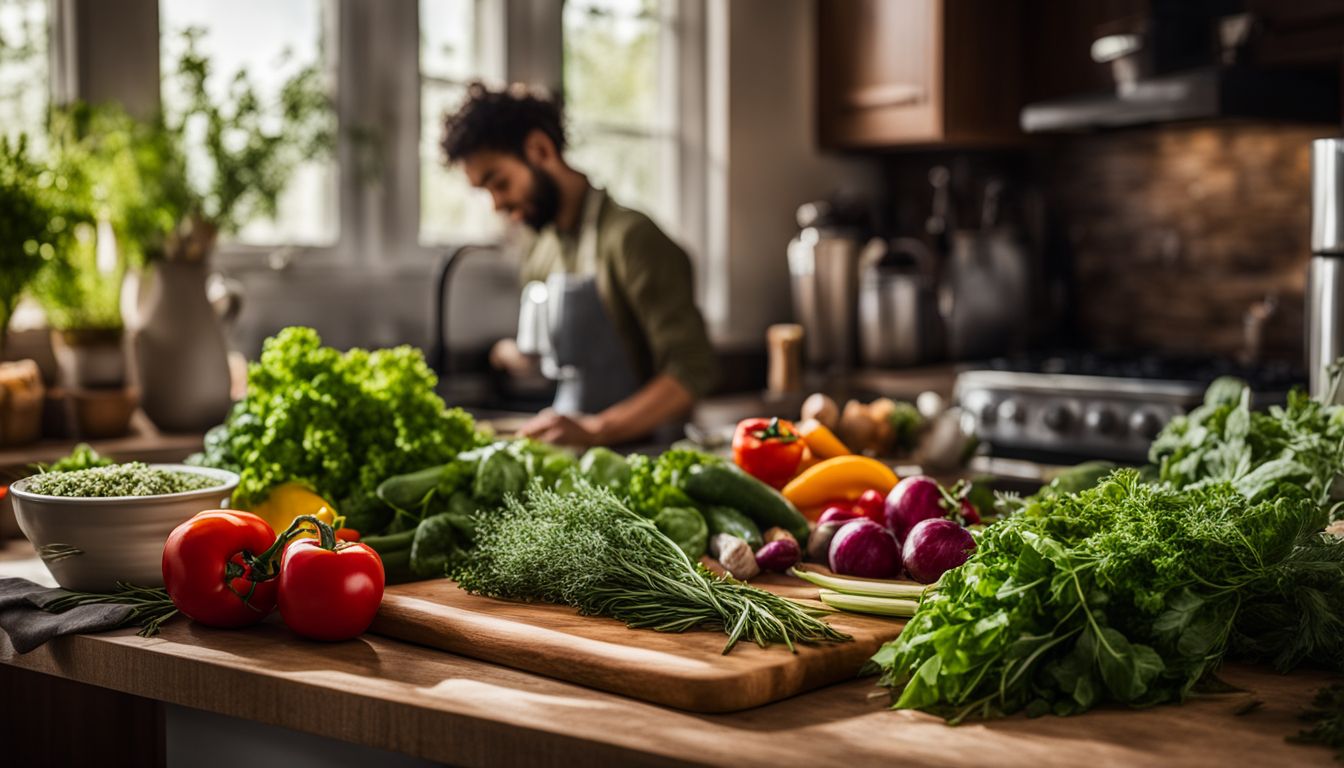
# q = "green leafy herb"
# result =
<box><xmin>1290</xmin><ymin>684</ymin><xmax>1344</xmax><ymax>759</ymax></box>
<box><xmin>1149</xmin><ymin>378</ymin><xmax>1344</xmax><ymax>509</ymax></box>
<box><xmin>868</xmin><ymin>469</ymin><xmax>1336</xmax><ymax>722</ymax></box>
<box><xmin>453</xmin><ymin>482</ymin><xmax>849</xmax><ymax>653</ymax></box>
<box><xmin>625</xmin><ymin>448</ymin><xmax>722</xmax><ymax>518</ymax></box>
<box><xmin>192</xmin><ymin>327</ymin><xmax>484</xmax><ymax>513</ymax></box>
<box><xmin>160</xmin><ymin>27</ymin><xmax>334</xmax><ymax>237</ymax></box>
<box><xmin>37</xmin><ymin>443</ymin><xmax>114</xmax><ymax>474</ymax></box>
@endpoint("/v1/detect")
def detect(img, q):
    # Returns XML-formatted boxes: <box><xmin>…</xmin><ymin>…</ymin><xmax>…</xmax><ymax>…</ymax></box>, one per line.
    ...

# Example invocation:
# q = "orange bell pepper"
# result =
<box><xmin>797</xmin><ymin>419</ymin><xmax>851</xmax><ymax>459</ymax></box>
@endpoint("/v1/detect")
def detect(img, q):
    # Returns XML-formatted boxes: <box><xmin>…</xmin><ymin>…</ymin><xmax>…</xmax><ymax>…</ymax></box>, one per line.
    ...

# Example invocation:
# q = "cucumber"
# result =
<box><xmin>376</xmin><ymin>464</ymin><xmax>444</xmax><ymax>511</ymax></box>
<box><xmin>684</xmin><ymin>464</ymin><xmax>810</xmax><ymax>544</ymax></box>
<box><xmin>701</xmin><ymin>505</ymin><xmax>764</xmax><ymax>550</ymax></box>
<box><xmin>359</xmin><ymin>527</ymin><xmax>417</xmax><ymax>554</ymax></box>
<box><xmin>379</xmin><ymin>546</ymin><xmax>415</xmax><ymax>585</ymax></box>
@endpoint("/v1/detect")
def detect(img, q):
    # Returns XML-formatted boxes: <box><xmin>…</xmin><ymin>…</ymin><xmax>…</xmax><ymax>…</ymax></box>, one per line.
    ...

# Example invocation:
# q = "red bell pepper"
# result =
<box><xmin>161</xmin><ymin>510</ymin><xmax>279</xmax><ymax>628</ymax></box>
<box><xmin>732</xmin><ymin>417</ymin><xmax>805</xmax><ymax>489</ymax></box>
<box><xmin>277</xmin><ymin>523</ymin><xmax>384</xmax><ymax>642</ymax></box>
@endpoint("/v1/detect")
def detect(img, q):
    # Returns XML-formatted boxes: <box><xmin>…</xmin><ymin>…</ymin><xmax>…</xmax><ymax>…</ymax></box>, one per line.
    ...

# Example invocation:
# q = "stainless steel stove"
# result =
<box><xmin>955</xmin><ymin>355</ymin><xmax>1305</xmax><ymax>463</ymax></box>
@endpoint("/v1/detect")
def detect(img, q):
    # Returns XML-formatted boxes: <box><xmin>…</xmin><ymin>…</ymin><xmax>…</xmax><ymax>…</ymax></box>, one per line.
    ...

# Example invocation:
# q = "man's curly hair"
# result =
<box><xmin>441</xmin><ymin>81</ymin><xmax>567</xmax><ymax>163</ymax></box>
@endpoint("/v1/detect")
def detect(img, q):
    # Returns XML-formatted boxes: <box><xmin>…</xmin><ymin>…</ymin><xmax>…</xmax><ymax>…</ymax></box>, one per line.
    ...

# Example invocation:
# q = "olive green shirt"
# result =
<box><xmin>522</xmin><ymin>188</ymin><xmax>717</xmax><ymax>399</ymax></box>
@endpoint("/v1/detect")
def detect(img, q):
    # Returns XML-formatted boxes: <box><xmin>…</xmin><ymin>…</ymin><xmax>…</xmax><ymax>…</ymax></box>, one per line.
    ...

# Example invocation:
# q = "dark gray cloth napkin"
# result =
<box><xmin>0</xmin><ymin>577</ymin><xmax>133</xmax><ymax>654</ymax></box>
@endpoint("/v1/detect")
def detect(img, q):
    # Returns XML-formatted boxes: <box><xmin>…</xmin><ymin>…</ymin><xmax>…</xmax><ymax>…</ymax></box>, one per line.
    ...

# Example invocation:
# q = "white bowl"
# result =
<box><xmin>10</xmin><ymin>464</ymin><xmax>239</xmax><ymax>592</ymax></box>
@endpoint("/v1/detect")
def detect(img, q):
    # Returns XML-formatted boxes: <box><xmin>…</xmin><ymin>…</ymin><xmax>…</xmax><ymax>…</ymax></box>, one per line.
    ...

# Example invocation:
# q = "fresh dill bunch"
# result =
<box><xmin>1290</xmin><ymin>683</ymin><xmax>1344</xmax><ymax>759</ymax></box>
<box><xmin>453</xmin><ymin>481</ymin><xmax>850</xmax><ymax>654</ymax></box>
<box><xmin>1231</xmin><ymin>531</ymin><xmax>1344</xmax><ymax>673</ymax></box>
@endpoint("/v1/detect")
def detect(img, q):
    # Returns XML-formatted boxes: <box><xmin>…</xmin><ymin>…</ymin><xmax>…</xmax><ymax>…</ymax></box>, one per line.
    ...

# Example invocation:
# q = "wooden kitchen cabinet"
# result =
<box><xmin>818</xmin><ymin>0</ymin><xmax>1024</xmax><ymax>148</ymax></box>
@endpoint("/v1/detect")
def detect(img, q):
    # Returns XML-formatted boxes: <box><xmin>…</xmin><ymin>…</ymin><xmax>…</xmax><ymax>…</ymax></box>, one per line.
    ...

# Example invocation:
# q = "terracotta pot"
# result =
<box><xmin>133</xmin><ymin>260</ymin><xmax>233</xmax><ymax>432</ymax></box>
<box><xmin>67</xmin><ymin>386</ymin><xmax>139</xmax><ymax>439</ymax></box>
<box><xmin>51</xmin><ymin>328</ymin><xmax>127</xmax><ymax>388</ymax></box>
<box><xmin>0</xmin><ymin>491</ymin><xmax>17</xmax><ymax>540</ymax></box>
<box><xmin>0</xmin><ymin>359</ymin><xmax>44</xmax><ymax>447</ymax></box>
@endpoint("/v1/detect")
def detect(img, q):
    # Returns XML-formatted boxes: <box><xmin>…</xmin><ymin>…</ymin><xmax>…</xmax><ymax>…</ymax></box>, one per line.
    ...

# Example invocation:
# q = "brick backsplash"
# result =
<box><xmin>1043</xmin><ymin>123</ymin><xmax>1337</xmax><ymax>363</ymax></box>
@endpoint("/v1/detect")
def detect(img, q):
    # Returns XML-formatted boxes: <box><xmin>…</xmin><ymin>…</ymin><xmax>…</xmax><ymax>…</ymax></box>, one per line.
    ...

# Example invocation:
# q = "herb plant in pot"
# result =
<box><xmin>0</xmin><ymin>135</ymin><xmax>76</xmax><ymax>447</ymax></box>
<box><xmin>32</xmin><ymin>223</ymin><xmax>139</xmax><ymax>439</ymax></box>
<box><xmin>96</xmin><ymin>29</ymin><xmax>334</xmax><ymax>432</ymax></box>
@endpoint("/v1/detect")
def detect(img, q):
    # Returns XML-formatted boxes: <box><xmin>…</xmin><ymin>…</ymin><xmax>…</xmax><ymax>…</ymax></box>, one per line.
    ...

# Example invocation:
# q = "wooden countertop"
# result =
<box><xmin>0</xmin><ymin>541</ymin><xmax>1337</xmax><ymax>767</ymax></box>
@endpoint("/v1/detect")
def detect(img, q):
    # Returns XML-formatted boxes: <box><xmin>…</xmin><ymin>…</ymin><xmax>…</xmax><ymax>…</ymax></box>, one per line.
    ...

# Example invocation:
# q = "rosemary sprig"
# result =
<box><xmin>41</xmin><ymin>582</ymin><xmax>178</xmax><ymax>638</ymax></box>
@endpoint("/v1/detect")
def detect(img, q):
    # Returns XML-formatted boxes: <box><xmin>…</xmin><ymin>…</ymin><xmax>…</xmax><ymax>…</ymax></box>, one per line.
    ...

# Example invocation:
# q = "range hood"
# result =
<box><xmin>1021</xmin><ymin>65</ymin><xmax>1340</xmax><ymax>133</ymax></box>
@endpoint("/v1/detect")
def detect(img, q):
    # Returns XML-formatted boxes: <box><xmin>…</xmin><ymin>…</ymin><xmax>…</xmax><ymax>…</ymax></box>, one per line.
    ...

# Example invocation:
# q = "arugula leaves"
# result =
<box><xmin>1150</xmin><ymin>378</ymin><xmax>1344</xmax><ymax>510</ymax></box>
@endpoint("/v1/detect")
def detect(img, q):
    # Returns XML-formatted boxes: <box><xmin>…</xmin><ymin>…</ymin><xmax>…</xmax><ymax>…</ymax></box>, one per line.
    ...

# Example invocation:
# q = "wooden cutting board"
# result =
<box><xmin>369</xmin><ymin>571</ymin><xmax>906</xmax><ymax>713</ymax></box>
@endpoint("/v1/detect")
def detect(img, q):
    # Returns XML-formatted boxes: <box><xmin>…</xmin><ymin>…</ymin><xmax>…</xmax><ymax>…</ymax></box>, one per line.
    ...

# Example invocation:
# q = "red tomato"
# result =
<box><xmin>959</xmin><ymin>498</ymin><xmax>982</xmax><ymax>526</ymax></box>
<box><xmin>162</xmin><ymin>510</ymin><xmax>279</xmax><ymax>628</ymax></box>
<box><xmin>732</xmin><ymin>417</ymin><xmax>805</xmax><ymax>489</ymax></box>
<box><xmin>277</xmin><ymin>539</ymin><xmax>384</xmax><ymax>642</ymax></box>
<box><xmin>853</xmin><ymin>489</ymin><xmax>887</xmax><ymax>525</ymax></box>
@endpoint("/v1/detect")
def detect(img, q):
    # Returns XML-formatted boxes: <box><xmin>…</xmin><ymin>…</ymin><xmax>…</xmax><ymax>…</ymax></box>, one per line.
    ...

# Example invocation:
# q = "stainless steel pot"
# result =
<box><xmin>858</xmin><ymin>238</ymin><xmax>938</xmax><ymax>367</ymax></box>
<box><xmin>787</xmin><ymin>202</ymin><xmax>864</xmax><ymax>371</ymax></box>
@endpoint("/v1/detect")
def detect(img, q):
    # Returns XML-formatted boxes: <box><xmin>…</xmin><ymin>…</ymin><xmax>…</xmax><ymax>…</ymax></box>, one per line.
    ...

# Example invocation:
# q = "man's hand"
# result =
<box><xmin>489</xmin><ymin>338</ymin><xmax>540</xmax><ymax>379</ymax></box>
<box><xmin>519</xmin><ymin>375</ymin><xmax>694</xmax><ymax>447</ymax></box>
<box><xmin>517</xmin><ymin>409</ymin><xmax>605</xmax><ymax>447</ymax></box>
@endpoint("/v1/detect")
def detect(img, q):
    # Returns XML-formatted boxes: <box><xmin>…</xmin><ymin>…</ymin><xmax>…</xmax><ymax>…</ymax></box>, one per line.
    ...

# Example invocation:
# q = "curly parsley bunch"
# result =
<box><xmin>194</xmin><ymin>327</ymin><xmax>483</xmax><ymax>512</ymax></box>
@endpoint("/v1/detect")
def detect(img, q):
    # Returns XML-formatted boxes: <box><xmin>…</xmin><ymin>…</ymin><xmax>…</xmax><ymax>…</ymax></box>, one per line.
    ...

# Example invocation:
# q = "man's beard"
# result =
<box><xmin>523</xmin><ymin>163</ymin><xmax>561</xmax><ymax>230</ymax></box>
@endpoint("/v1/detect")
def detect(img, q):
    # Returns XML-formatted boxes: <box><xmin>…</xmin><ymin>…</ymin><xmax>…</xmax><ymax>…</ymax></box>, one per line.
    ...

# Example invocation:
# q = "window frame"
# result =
<box><xmin>47</xmin><ymin>0</ymin><xmax>707</xmax><ymax>281</ymax></box>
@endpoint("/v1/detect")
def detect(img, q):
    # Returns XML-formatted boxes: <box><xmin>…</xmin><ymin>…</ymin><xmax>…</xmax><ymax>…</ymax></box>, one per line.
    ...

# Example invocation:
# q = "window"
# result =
<box><xmin>563</xmin><ymin>0</ymin><xmax>679</xmax><ymax>233</ymax></box>
<box><xmin>158</xmin><ymin>0</ymin><xmax>338</xmax><ymax>246</ymax></box>
<box><xmin>0</xmin><ymin>0</ymin><xmax>48</xmax><ymax>146</ymax></box>
<box><xmin>419</xmin><ymin>0</ymin><xmax>504</xmax><ymax>245</ymax></box>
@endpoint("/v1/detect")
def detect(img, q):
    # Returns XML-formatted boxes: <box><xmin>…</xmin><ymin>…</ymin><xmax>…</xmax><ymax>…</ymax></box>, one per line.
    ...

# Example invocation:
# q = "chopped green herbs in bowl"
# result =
<box><xmin>26</xmin><ymin>463</ymin><xmax>221</xmax><ymax>498</ymax></box>
<box><xmin>10</xmin><ymin>463</ymin><xmax>240</xmax><ymax>592</ymax></box>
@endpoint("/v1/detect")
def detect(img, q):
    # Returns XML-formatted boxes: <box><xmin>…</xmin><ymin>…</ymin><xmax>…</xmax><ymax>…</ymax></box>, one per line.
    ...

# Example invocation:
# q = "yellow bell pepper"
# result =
<box><xmin>247</xmin><ymin>482</ymin><xmax>342</xmax><ymax>541</ymax></box>
<box><xmin>780</xmin><ymin>455</ymin><xmax>899</xmax><ymax>510</ymax></box>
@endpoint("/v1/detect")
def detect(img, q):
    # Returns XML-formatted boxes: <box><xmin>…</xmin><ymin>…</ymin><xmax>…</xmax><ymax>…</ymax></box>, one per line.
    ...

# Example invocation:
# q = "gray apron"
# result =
<box><xmin>517</xmin><ymin>188</ymin><xmax>642</xmax><ymax>416</ymax></box>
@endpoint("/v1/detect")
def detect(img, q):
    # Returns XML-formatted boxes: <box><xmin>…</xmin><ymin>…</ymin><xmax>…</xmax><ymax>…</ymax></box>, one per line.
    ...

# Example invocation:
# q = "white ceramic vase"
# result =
<box><xmin>133</xmin><ymin>260</ymin><xmax>233</xmax><ymax>432</ymax></box>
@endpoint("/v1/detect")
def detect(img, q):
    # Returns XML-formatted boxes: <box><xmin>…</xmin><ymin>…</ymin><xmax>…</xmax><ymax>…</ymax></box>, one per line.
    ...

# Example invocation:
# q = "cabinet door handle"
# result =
<box><xmin>845</xmin><ymin>83</ymin><xmax>926</xmax><ymax>109</ymax></box>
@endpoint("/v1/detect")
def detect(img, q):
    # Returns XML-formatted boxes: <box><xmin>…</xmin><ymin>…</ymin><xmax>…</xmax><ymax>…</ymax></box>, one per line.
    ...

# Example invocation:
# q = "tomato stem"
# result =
<box><xmin>245</xmin><ymin>514</ymin><xmax>338</xmax><ymax>581</ymax></box>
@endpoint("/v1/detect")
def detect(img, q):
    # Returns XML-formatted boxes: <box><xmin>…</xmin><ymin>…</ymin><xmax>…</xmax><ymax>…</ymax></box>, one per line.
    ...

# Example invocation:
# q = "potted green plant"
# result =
<box><xmin>73</xmin><ymin>28</ymin><xmax>334</xmax><ymax>432</ymax></box>
<box><xmin>0</xmin><ymin>135</ymin><xmax>77</xmax><ymax>446</ymax></box>
<box><xmin>30</xmin><ymin>223</ymin><xmax>142</xmax><ymax>438</ymax></box>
